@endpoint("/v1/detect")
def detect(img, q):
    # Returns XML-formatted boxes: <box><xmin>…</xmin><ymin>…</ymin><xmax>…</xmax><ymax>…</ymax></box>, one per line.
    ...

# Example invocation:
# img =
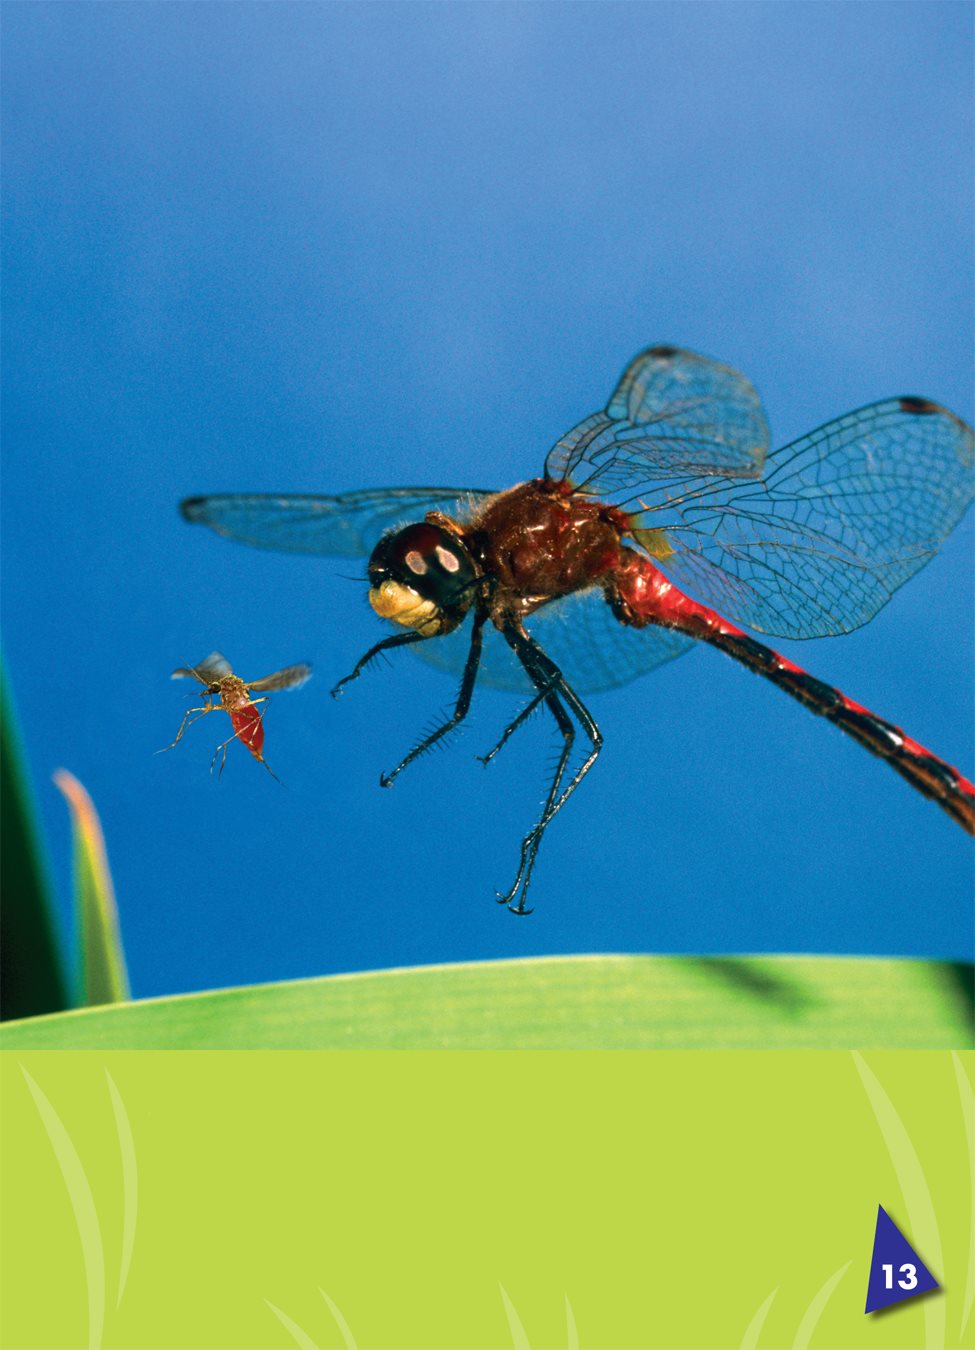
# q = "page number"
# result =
<box><xmin>882</xmin><ymin>1263</ymin><xmax>918</xmax><ymax>1290</ymax></box>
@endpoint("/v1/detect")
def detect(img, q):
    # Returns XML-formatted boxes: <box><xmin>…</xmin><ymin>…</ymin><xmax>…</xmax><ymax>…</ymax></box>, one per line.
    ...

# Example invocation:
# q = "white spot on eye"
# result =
<box><xmin>405</xmin><ymin>550</ymin><xmax>428</xmax><ymax>575</ymax></box>
<box><xmin>436</xmin><ymin>545</ymin><xmax>461</xmax><ymax>573</ymax></box>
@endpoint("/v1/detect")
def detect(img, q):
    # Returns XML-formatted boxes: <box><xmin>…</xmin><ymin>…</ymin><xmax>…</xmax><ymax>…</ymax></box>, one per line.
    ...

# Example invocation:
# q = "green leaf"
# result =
<box><xmin>53</xmin><ymin>770</ymin><xmax>130</xmax><ymax>1007</ymax></box>
<box><xmin>0</xmin><ymin>955</ymin><xmax>969</xmax><ymax>1049</ymax></box>
<box><xmin>0</xmin><ymin>665</ymin><xmax>69</xmax><ymax>1019</ymax></box>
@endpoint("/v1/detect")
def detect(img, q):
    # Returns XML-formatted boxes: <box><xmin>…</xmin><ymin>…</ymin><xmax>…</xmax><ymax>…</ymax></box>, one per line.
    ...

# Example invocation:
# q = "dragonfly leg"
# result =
<box><xmin>331</xmin><ymin>631</ymin><xmax>430</xmax><ymax>699</ymax></box>
<box><xmin>157</xmin><ymin>701</ymin><xmax>215</xmax><ymax>753</ymax></box>
<box><xmin>477</xmin><ymin>677</ymin><xmax>560</xmax><ymax>767</ymax></box>
<box><xmin>495</xmin><ymin>687</ymin><xmax>575</xmax><ymax>916</ymax></box>
<box><xmin>496</xmin><ymin>625</ymin><xmax>602</xmax><ymax>914</ymax></box>
<box><xmin>380</xmin><ymin>612</ymin><xmax>485</xmax><ymax>788</ymax></box>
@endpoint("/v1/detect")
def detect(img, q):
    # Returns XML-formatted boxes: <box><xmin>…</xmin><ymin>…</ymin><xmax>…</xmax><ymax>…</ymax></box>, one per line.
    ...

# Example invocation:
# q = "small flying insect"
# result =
<box><xmin>165</xmin><ymin>651</ymin><xmax>311</xmax><ymax>779</ymax></box>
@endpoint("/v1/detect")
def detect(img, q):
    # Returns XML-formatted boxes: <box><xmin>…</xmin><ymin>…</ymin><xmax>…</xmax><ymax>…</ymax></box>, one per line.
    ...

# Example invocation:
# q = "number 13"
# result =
<box><xmin>882</xmin><ymin>1263</ymin><xmax>918</xmax><ymax>1290</ymax></box>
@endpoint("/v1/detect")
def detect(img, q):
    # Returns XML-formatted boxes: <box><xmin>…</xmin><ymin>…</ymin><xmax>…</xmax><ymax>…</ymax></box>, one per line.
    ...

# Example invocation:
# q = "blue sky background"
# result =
<box><xmin>4</xmin><ymin>2</ymin><xmax>973</xmax><ymax>1001</ymax></box>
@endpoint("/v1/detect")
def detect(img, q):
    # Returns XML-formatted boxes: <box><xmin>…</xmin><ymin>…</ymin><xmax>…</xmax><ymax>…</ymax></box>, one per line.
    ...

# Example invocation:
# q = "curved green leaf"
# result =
<box><xmin>53</xmin><ymin>770</ymin><xmax>129</xmax><ymax>1007</ymax></box>
<box><xmin>0</xmin><ymin>956</ymin><xmax>969</xmax><ymax>1050</ymax></box>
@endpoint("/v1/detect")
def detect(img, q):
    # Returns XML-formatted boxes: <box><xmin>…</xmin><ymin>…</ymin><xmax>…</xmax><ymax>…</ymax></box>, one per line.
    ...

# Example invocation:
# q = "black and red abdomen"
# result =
<box><xmin>608</xmin><ymin>547</ymin><xmax>975</xmax><ymax>834</ymax></box>
<box><xmin>469</xmin><ymin>480</ymin><xmax>625</xmax><ymax>612</ymax></box>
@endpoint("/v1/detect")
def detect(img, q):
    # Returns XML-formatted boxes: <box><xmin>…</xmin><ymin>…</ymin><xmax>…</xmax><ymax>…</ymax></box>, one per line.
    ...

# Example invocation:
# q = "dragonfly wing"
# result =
<box><xmin>181</xmin><ymin>488</ymin><xmax>497</xmax><ymax>558</ymax></box>
<box><xmin>545</xmin><ymin>346</ymin><xmax>770</xmax><ymax>495</ymax></box>
<box><xmin>172</xmin><ymin>651</ymin><xmax>234</xmax><ymax>683</ymax></box>
<box><xmin>635</xmin><ymin>397</ymin><xmax>975</xmax><ymax>639</ymax></box>
<box><xmin>247</xmin><ymin>663</ymin><xmax>313</xmax><ymax>694</ymax></box>
<box><xmin>412</xmin><ymin>588</ymin><xmax>694</xmax><ymax>695</ymax></box>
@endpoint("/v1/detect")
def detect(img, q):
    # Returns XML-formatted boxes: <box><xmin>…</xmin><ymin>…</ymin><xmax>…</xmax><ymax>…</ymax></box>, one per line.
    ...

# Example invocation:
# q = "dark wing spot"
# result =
<box><xmin>899</xmin><ymin>396</ymin><xmax>941</xmax><ymax>415</ymax></box>
<box><xmin>648</xmin><ymin>345</ymin><xmax>679</xmax><ymax>359</ymax></box>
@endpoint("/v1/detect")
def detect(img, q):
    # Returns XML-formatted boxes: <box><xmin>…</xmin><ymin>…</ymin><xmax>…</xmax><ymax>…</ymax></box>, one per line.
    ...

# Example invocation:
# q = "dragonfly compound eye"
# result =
<box><xmin>368</xmin><ymin>523</ymin><xmax>478</xmax><ymax>635</ymax></box>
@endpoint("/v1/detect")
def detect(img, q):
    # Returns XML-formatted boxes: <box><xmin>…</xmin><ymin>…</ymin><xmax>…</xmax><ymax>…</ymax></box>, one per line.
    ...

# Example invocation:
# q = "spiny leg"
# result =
<box><xmin>498</xmin><ymin>685</ymin><xmax>575</xmax><ymax>915</ymax></box>
<box><xmin>331</xmin><ymin>631</ymin><xmax>430</xmax><ymax>698</ymax></box>
<box><xmin>478</xmin><ymin>675</ymin><xmax>560</xmax><ymax>767</ymax></box>
<box><xmin>494</xmin><ymin>633</ymin><xmax>575</xmax><ymax>913</ymax></box>
<box><xmin>497</xmin><ymin>624</ymin><xmax>603</xmax><ymax>914</ymax></box>
<box><xmin>380</xmin><ymin>612</ymin><xmax>485</xmax><ymax>788</ymax></box>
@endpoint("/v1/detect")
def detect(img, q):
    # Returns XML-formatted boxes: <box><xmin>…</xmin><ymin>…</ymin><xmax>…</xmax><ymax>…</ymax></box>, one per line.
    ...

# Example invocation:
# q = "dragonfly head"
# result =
<box><xmin>368</xmin><ymin>523</ymin><xmax>478</xmax><ymax>637</ymax></box>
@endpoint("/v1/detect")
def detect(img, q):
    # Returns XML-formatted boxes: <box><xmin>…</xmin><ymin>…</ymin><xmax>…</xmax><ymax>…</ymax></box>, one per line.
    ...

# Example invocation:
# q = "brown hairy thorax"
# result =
<box><xmin>458</xmin><ymin>478</ymin><xmax>630</xmax><ymax>623</ymax></box>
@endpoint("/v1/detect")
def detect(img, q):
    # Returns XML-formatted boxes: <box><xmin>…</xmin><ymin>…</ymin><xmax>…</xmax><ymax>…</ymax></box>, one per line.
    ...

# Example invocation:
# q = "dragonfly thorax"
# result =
<box><xmin>368</xmin><ymin>521</ymin><xmax>478</xmax><ymax>637</ymax></box>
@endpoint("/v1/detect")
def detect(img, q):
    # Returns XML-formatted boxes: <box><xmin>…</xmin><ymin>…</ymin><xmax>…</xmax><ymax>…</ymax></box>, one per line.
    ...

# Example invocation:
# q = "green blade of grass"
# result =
<box><xmin>853</xmin><ymin>1053</ymin><xmax>945</xmax><ymax>1350</ymax></box>
<box><xmin>791</xmin><ymin>1262</ymin><xmax>850</xmax><ymax>1350</ymax></box>
<box><xmin>318</xmin><ymin>1290</ymin><xmax>358</xmax><ymax>1350</ymax></box>
<box><xmin>0</xmin><ymin>665</ymin><xmax>68</xmax><ymax>1019</ymax></box>
<box><xmin>21</xmin><ymin>1069</ymin><xmax>105</xmax><ymax>1350</ymax></box>
<box><xmin>53</xmin><ymin>770</ymin><xmax>129</xmax><ymax>1007</ymax></box>
<box><xmin>499</xmin><ymin>1284</ymin><xmax>532</xmax><ymax>1350</ymax></box>
<box><xmin>0</xmin><ymin>955</ymin><xmax>969</xmax><ymax>1050</ymax></box>
<box><xmin>265</xmin><ymin>1301</ymin><xmax>320</xmax><ymax>1350</ymax></box>
<box><xmin>739</xmin><ymin>1288</ymin><xmax>776</xmax><ymax>1350</ymax></box>
<box><xmin>951</xmin><ymin>1052</ymin><xmax>975</xmax><ymax>1341</ymax></box>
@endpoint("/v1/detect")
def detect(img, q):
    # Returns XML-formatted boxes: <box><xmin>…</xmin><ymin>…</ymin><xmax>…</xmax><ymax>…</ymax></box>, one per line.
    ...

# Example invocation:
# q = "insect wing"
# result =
<box><xmin>181</xmin><ymin>488</ymin><xmax>497</xmax><ymax>558</ymax></box>
<box><xmin>413</xmin><ymin>588</ymin><xmax>693</xmax><ymax>695</ymax></box>
<box><xmin>634</xmin><ymin>398</ymin><xmax>975</xmax><ymax>639</ymax></box>
<box><xmin>545</xmin><ymin>346</ymin><xmax>770</xmax><ymax>496</ymax></box>
<box><xmin>171</xmin><ymin>651</ymin><xmax>234</xmax><ymax>684</ymax></box>
<box><xmin>247</xmin><ymin>663</ymin><xmax>313</xmax><ymax>694</ymax></box>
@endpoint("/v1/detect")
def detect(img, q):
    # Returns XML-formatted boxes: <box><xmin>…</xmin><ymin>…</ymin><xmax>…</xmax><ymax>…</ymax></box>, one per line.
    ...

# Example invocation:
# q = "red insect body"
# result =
<box><xmin>230</xmin><ymin>701</ymin><xmax>265</xmax><ymax>761</ymax></box>
<box><xmin>611</xmin><ymin>549</ymin><xmax>975</xmax><ymax>832</ymax></box>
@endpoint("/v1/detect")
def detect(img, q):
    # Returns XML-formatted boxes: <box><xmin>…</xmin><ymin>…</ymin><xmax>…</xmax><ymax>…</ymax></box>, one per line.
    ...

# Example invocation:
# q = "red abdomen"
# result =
<box><xmin>231</xmin><ymin>702</ymin><xmax>265</xmax><ymax>760</ymax></box>
<box><xmin>609</xmin><ymin>547</ymin><xmax>975</xmax><ymax>833</ymax></box>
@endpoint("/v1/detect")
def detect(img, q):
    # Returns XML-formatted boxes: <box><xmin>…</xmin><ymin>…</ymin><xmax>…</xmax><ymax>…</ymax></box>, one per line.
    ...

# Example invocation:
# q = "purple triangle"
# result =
<box><xmin>865</xmin><ymin>1205</ymin><xmax>940</xmax><ymax>1313</ymax></box>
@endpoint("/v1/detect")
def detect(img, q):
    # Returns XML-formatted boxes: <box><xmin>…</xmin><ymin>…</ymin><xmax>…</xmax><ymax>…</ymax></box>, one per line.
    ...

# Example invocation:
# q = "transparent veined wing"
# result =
<box><xmin>247</xmin><ymin>663</ymin><xmax>313</xmax><ymax>694</ymax></box>
<box><xmin>413</xmin><ymin>587</ymin><xmax>694</xmax><ymax>695</ymax></box>
<box><xmin>172</xmin><ymin>651</ymin><xmax>233</xmax><ymax>684</ymax></box>
<box><xmin>545</xmin><ymin>345</ymin><xmax>770</xmax><ymax>494</ymax></box>
<box><xmin>631</xmin><ymin>397</ymin><xmax>975</xmax><ymax>639</ymax></box>
<box><xmin>181</xmin><ymin>488</ymin><xmax>497</xmax><ymax>558</ymax></box>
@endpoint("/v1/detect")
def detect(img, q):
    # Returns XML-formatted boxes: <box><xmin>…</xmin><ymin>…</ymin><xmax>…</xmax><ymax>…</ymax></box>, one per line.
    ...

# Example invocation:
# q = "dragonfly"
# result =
<box><xmin>165</xmin><ymin>651</ymin><xmax>312</xmax><ymax>779</ymax></box>
<box><xmin>180</xmin><ymin>345</ymin><xmax>975</xmax><ymax>912</ymax></box>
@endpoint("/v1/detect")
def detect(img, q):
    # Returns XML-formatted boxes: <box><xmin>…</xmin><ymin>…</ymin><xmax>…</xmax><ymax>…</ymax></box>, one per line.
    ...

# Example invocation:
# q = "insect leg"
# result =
<box><xmin>477</xmin><ymin>676</ymin><xmax>560</xmax><ymax>767</ymax></box>
<box><xmin>331</xmin><ymin>631</ymin><xmax>431</xmax><ymax>698</ymax></box>
<box><xmin>379</xmin><ymin>612</ymin><xmax>485</xmax><ymax>788</ymax></box>
<box><xmin>497</xmin><ymin>625</ymin><xmax>603</xmax><ymax>914</ymax></box>
<box><xmin>210</xmin><ymin>736</ymin><xmax>233</xmax><ymax>776</ymax></box>
<box><xmin>157</xmin><ymin>701</ymin><xmax>215</xmax><ymax>753</ymax></box>
<box><xmin>251</xmin><ymin>703</ymin><xmax>282</xmax><ymax>783</ymax></box>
